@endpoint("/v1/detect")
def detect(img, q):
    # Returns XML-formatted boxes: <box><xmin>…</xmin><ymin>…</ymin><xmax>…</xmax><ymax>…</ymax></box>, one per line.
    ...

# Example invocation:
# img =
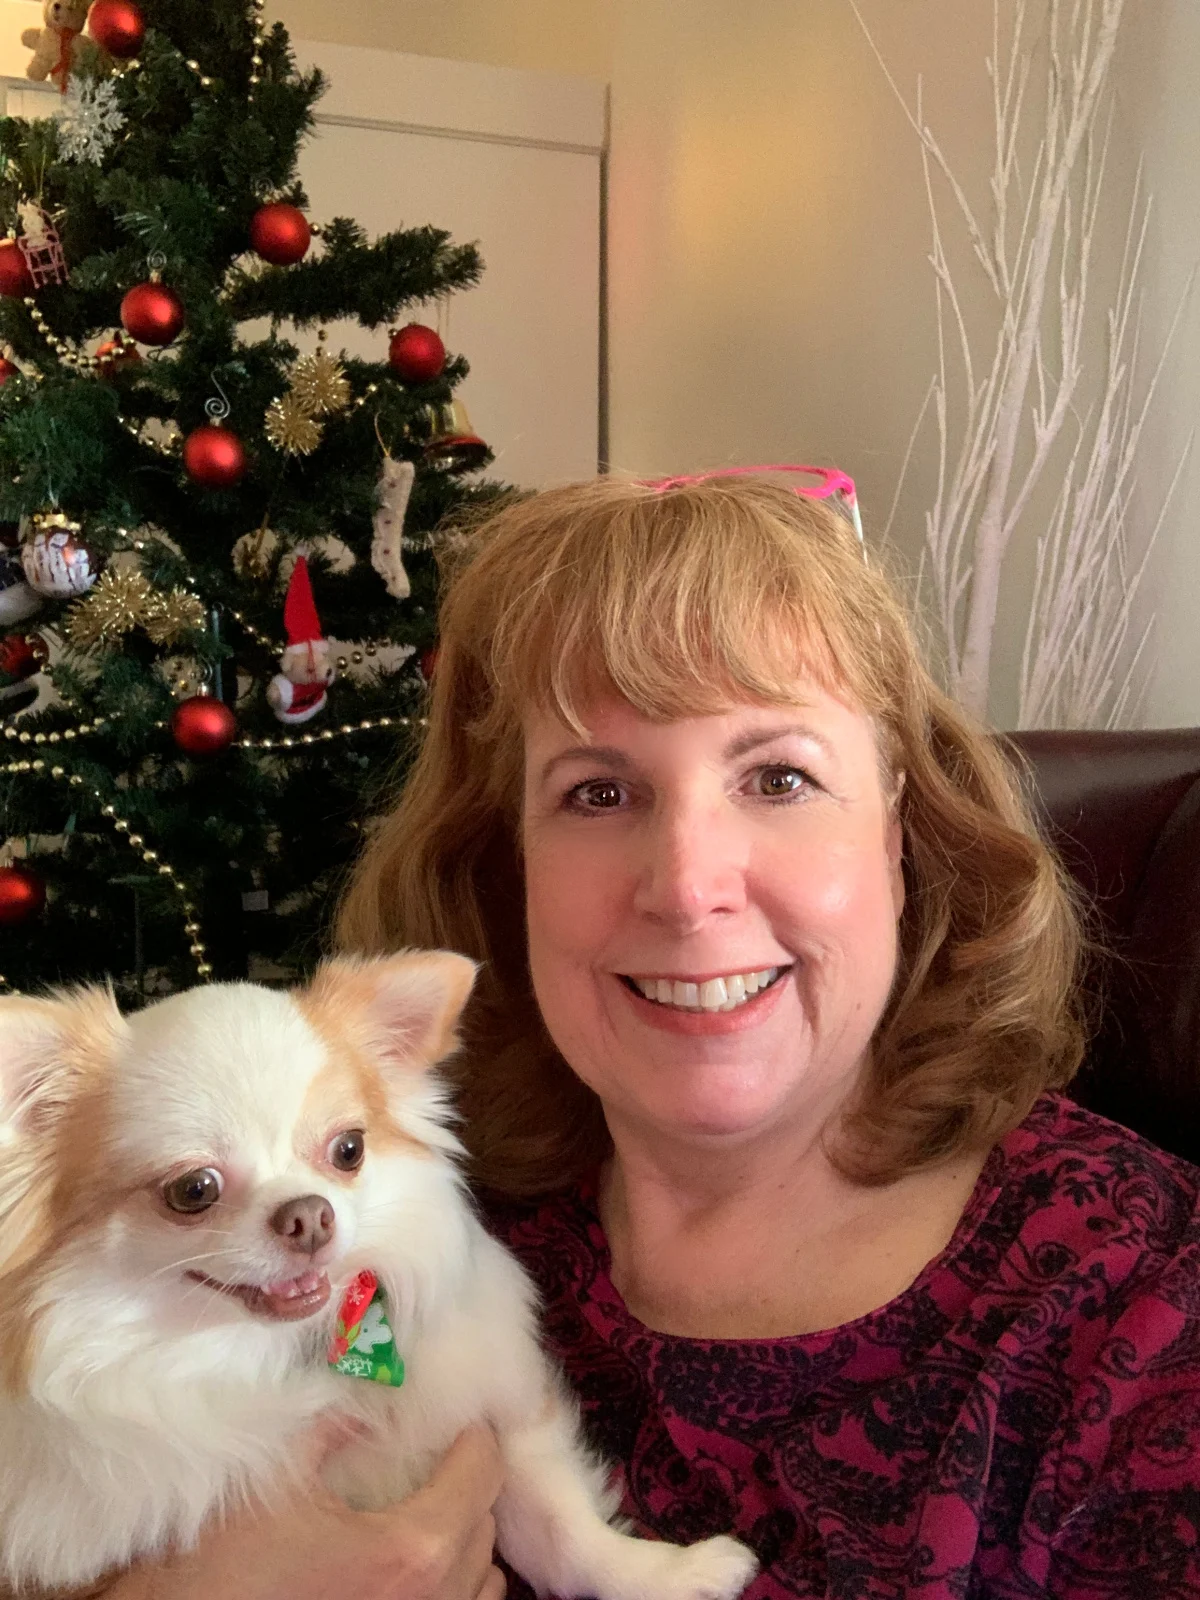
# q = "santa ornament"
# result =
<box><xmin>266</xmin><ymin>556</ymin><xmax>336</xmax><ymax>725</ymax></box>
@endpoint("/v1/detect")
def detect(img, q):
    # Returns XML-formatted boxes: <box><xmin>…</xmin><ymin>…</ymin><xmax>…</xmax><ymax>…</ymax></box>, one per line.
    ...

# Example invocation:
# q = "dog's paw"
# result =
<box><xmin>655</xmin><ymin>1535</ymin><xmax>759</xmax><ymax>1600</ymax></box>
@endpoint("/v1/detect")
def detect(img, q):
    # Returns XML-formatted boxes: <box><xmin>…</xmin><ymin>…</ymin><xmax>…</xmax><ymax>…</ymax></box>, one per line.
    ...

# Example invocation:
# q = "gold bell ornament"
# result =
<box><xmin>423</xmin><ymin>399</ymin><xmax>489</xmax><ymax>473</ymax></box>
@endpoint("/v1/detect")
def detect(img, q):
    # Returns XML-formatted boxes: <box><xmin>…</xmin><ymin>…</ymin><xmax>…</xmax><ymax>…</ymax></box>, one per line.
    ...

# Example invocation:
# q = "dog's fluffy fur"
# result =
<box><xmin>0</xmin><ymin>954</ymin><xmax>757</xmax><ymax>1599</ymax></box>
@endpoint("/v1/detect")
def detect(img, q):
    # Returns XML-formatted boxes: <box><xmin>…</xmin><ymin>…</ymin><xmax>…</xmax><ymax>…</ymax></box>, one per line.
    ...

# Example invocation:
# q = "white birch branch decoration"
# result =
<box><xmin>851</xmin><ymin>0</ymin><xmax>1182</xmax><ymax>727</ymax></box>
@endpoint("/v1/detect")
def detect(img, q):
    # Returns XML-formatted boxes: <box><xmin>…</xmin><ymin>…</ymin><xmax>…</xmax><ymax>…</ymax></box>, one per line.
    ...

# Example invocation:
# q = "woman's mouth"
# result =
<box><xmin>619</xmin><ymin>966</ymin><xmax>789</xmax><ymax>1013</ymax></box>
<box><xmin>186</xmin><ymin>1268</ymin><xmax>332</xmax><ymax>1321</ymax></box>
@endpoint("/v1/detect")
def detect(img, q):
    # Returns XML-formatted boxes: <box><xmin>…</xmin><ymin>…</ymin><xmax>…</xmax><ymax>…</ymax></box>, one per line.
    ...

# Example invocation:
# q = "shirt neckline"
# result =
<box><xmin>572</xmin><ymin>1126</ymin><xmax>1015</xmax><ymax>1349</ymax></box>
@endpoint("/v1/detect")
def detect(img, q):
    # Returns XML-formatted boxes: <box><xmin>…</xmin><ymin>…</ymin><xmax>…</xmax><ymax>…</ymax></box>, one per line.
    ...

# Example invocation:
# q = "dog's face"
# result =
<box><xmin>0</xmin><ymin>953</ymin><xmax>476</xmax><ymax>1385</ymax></box>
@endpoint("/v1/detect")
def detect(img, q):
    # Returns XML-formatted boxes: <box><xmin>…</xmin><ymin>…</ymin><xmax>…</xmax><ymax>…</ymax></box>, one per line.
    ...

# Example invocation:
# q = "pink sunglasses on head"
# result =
<box><xmin>646</xmin><ymin>463</ymin><xmax>864</xmax><ymax>546</ymax></box>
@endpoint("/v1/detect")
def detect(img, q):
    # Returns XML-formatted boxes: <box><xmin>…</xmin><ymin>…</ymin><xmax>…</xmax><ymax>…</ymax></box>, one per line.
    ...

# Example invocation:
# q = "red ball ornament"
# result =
<box><xmin>87</xmin><ymin>0</ymin><xmax>146</xmax><ymax>58</ymax></box>
<box><xmin>0</xmin><ymin>630</ymin><xmax>48</xmax><ymax>684</ymax></box>
<box><xmin>120</xmin><ymin>281</ymin><xmax>185</xmax><ymax>345</ymax></box>
<box><xmin>0</xmin><ymin>357</ymin><xmax>18</xmax><ymax>386</ymax></box>
<box><xmin>171</xmin><ymin>695</ymin><xmax>237</xmax><ymax>756</ymax></box>
<box><xmin>0</xmin><ymin>863</ymin><xmax>45</xmax><ymax>926</ymax></box>
<box><xmin>419</xmin><ymin>645</ymin><xmax>439</xmax><ymax>683</ymax></box>
<box><xmin>388</xmin><ymin>324</ymin><xmax>446</xmax><ymax>384</ymax></box>
<box><xmin>183</xmin><ymin>423</ymin><xmax>247</xmax><ymax>489</ymax></box>
<box><xmin>250</xmin><ymin>203</ymin><xmax>311</xmax><ymax>266</ymax></box>
<box><xmin>0</xmin><ymin>239</ymin><xmax>33</xmax><ymax>298</ymax></box>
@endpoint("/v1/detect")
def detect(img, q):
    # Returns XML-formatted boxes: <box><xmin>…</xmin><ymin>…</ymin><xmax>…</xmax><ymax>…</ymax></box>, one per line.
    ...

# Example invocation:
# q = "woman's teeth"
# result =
<box><xmin>628</xmin><ymin>968</ymin><xmax>782</xmax><ymax>1012</ymax></box>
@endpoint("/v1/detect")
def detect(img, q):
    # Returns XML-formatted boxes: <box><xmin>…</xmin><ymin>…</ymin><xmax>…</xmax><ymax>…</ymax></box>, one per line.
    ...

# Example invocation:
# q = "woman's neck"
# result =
<box><xmin>597</xmin><ymin>1123</ymin><xmax>990</xmax><ymax>1340</ymax></box>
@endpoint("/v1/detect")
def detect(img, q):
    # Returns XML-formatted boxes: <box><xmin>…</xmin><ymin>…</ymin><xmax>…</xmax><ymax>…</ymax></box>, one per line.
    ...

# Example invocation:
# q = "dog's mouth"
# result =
<box><xmin>186</xmin><ymin>1267</ymin><xmax>332</xmax><ymax>1322</ymax></box>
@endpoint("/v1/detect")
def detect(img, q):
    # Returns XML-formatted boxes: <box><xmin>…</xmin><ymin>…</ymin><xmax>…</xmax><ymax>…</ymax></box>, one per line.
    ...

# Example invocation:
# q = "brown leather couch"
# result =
<box><xmin>1008</xmin><ymin>729</ymin><xmax>1200</xmax><ymax>1167</ymax></box>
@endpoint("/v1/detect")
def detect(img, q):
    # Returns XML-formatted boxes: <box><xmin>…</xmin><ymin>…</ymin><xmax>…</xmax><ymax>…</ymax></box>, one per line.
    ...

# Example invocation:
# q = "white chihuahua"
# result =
<box><xmin>0</xmin><ymin>953</ymin><xmax>758</xmax><ymax>1599</ymax></box>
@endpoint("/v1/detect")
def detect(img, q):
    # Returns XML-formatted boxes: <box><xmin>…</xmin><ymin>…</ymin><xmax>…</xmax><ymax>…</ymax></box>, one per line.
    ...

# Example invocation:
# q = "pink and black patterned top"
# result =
<box><xmin>485</xmin><ymin>1095</ymin><xmax>1200</xmax><ymax>1599</ymax></box>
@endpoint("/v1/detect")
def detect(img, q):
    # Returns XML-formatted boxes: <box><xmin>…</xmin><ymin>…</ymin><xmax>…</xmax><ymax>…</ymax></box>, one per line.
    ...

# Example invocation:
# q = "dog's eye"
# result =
<box><xmin>162</xmin><ymin>1168</ymin><xmax>222</xmax><ymax>1215</ymax></box>
<box><xmin>328</xmin><ymin>1130</ymin><xmax>366</xmax><ymax>1172</ymax></box>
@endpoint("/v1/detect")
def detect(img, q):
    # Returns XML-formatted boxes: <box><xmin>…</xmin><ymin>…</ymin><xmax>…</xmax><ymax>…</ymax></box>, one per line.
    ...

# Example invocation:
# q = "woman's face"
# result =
<box><xmin>521</xmin><ymin>686</ymin><xmax>906</xmax><ymax>1149</ymax></box>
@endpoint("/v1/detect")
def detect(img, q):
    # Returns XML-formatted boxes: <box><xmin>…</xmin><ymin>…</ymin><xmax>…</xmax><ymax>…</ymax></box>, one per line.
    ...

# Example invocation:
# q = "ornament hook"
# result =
<box><xmin>205</xmin><ymin>376</ymin><xmax>232</xmax><ymax>424</ymax></box>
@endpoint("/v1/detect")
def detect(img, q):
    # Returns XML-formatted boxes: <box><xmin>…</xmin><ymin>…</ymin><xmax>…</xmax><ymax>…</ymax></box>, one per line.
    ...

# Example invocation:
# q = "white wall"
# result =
<box><xmin>1109</xmin><ymin>0</ymin><xmax>1200</xmax><ymax>727</ymax></box>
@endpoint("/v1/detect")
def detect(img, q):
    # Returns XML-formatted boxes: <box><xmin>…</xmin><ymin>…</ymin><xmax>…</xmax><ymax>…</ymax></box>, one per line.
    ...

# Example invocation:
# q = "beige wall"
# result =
<box><xmin>272</xmin><ymin>1</ymin><xmax>1194</xmax><ymax>728</ymax></box>
<box><xmin>268</xmin><ymin>0</ymin><xmax>613</xmax><ymax>80</ymax></box>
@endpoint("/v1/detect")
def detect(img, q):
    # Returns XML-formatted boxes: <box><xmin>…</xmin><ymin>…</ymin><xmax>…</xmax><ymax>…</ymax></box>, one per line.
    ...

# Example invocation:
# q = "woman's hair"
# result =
<box><xmin>336</xmin><ymin>475</ymin><xmax>1087</xmax><ymax>1194</ymax></box>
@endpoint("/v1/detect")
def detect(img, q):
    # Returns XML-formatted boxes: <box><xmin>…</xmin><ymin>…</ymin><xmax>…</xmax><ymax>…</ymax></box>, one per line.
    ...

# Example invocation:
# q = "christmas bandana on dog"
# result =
<box><xmin>327</xmin><ymin>1270</ymin><xmax>405</xmax><ymax>1387</ymax></box>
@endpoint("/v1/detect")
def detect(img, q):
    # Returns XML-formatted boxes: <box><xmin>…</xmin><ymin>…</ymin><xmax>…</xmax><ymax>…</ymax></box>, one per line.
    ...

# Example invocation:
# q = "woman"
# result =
<box><xmin>108</xmin><ymin>473</ymin><xmax>1199</xmax><ymax>1599</ymax></box>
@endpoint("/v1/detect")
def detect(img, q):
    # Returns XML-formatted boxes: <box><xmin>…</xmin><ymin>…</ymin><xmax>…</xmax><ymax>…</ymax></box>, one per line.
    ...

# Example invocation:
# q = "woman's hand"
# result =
<box><xmin>98</xmin><ymin>1423</ymin><xmax>506</xmax><ymax>1600</ymax></box>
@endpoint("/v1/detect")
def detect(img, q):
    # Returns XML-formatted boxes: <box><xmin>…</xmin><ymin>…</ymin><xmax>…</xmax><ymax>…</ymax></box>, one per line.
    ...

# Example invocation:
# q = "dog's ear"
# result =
<box><xmin>301</xmin><ymin>952</ymin><xmax>478</xmax><ymax>1071</ymax></box>
<box><xmin>0</xmin><ymin>986</ymin><xmax>125</xmax><ymax>1137</ymax></box>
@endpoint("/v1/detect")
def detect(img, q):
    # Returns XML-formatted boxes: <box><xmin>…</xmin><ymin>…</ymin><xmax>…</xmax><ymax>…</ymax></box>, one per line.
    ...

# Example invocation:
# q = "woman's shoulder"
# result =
<box><xmin>992</xmin><ymin>1091</ymin><xmax>1200</xmax><ymax>1250</ymax></box>
<box><xmin>940</xmin><ymin>1091</ymin><xmax>1200</xmax><ymax>1345</ymax></box>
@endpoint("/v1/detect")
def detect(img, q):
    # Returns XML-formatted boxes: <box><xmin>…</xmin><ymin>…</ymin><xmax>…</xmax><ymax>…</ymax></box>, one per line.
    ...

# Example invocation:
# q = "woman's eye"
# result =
<box><xmin>567</xmin><ymin>779</ymin><xmax>626</xmax><ymax>811</ymax></box>
<box><xmin>162</xmin><ymin>1168</ymin><xmax>222</xmax><ymax>1215</ymax></box>
<box><xmin>755</xmin><ymin>766</ymin><xmax>809</xmax><ymax>799</ymax></box>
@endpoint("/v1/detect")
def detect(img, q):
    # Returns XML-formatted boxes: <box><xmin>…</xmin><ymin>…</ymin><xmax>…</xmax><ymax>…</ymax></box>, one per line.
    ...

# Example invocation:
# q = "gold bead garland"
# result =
<box><xmin>1</xmin><ymin>759</ymin><xmax>211</xmax><ymax>980</ymax></box>
<box><xmin>248</xmin><ymin>0</ymin><xmax>267</xmax><ymax>87</ymax></box>
<box><xmin>21</xmin><ymin>296</ymin><xmax>100</xmax><ymax>373</ymax></box>
<box><xmin>3</xmin><ymin>717</ymin><xmax>107</xmax><ymax>744</ymax></box>
<box><xmin>235</xmin><ymin>713</ymin><xmax>425</xmax><ymax>751</ymax></box>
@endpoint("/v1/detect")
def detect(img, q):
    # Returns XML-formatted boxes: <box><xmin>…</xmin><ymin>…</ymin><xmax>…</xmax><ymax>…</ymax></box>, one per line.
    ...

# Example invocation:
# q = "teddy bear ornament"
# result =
<box><xmin>23</xmin><ymin>0</ymin><xmax>97</xmax><ymax>91</ymax></box>
<box><xmin>266</xmin><ymin>556</ymin><xmax>336</xmax><ymax>726</ymax></box>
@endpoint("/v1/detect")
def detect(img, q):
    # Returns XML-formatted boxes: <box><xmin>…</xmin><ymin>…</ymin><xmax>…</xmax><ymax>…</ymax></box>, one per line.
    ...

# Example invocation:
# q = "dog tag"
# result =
<box><xmin>328</xmin><ymin>1269</ymin><xmax>405</xmax><ymax>1387</ymax></box>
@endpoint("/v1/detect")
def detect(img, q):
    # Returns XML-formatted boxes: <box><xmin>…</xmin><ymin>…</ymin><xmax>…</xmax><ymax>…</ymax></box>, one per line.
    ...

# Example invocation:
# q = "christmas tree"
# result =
<box><xmin>0</xmin><ymin>0</ymin><xmax>497</xmax><ymax>1000</ymax></box>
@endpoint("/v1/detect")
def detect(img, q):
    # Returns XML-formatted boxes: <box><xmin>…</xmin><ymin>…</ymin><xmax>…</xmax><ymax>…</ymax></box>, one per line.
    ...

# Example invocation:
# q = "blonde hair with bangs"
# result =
<box><xmin>336</xmin><ymin>476</ymin><xmax>1086</xmax><ymax>1193</ymax></box>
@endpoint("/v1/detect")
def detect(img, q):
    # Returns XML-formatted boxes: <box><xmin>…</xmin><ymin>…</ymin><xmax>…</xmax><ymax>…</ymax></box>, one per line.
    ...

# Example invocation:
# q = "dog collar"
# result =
<box><xmin>327</xmin><ymin>1270</ymin><xmax>405</xmax><ymax>1387</ymax></box>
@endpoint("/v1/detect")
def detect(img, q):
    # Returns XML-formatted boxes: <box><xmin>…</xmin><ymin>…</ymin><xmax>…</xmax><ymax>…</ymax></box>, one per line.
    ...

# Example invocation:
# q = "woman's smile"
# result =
<box><xmin>613</xmin><ymin>964</ymin><xmax>793</xmax><ymax>1035</ymax></box>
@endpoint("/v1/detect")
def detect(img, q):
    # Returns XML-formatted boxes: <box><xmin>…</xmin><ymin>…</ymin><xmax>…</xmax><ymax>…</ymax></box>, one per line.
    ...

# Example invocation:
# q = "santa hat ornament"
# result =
<box><xmin>265</xmin><ymin>556</ymin><xmax>337</xmax><ymax>725</ymax></box>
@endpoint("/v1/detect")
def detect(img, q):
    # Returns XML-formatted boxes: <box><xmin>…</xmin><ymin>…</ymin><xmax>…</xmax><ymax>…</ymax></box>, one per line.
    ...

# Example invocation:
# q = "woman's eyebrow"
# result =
<box><xmin>722</xmin><ymin>725</ymin><xmax>835</xmax><ymax>762</ymax></box>
<box><xmin>539</xmin><ymin>745</ymin><xmax>634</xmax><ymax>784</ymax></box>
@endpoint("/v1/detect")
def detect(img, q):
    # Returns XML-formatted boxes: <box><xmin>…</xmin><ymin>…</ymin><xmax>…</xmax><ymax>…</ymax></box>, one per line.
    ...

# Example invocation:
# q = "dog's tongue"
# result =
<box><xmin>254</xmin><ymin>1269</ymin><xmax>331</xmax><ymax>1321</ymax></box>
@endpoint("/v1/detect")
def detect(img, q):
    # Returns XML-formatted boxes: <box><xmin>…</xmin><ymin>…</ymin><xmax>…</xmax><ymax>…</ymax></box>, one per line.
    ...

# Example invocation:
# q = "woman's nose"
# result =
<box><xmin>632</xmin><ymin>800</ymin><xmax>748</xmax><ymax>929</ymax></box>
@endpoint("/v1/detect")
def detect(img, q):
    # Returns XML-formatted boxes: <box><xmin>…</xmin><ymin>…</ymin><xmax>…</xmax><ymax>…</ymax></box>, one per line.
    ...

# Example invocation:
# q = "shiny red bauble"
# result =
<box><xmin>419</xmin><ymin>645</ymin><xmax>439</xmax><ymax>682</ymax></box>
<box><xmin>388</xmin><ymin>324</ymin><xmax>446</xmax><ymax>384</ymax></box>
<box><xmin>0</xmin><ymin>240</ymin><xmax>33</xmax><ymax>298</ymax></box>
<box><xmin>0</xmin><ymin>630</ymin><xmax>48</xmax><ymax>682</ymax></box>
<box><xmin>0</xmin><ymin>357</ymin><xmax>18</xmax><ymax>386</ymax></box>
<box><xmin>183</xmin><ymin>424</ymin><xmax>247</xmax><ymax>489</ymax></box>
<box><xmin>171</xmin><ymin>695</ymin><xmax>237</xmax><ymax>756</ymax></box>
<box><xmin>87</xmin><ymin>0</ymin><xmax>146</xmax><ymax>57</ymax></box>
<box><xmin>0</xmin><ymin>863</ymin><xmax>45</xmax><ymax>926</ymax></box>
<box><xmin>250</xmin><ymin>203</ymin><xmax>311</xmax><ymax>266</ymax></box>
<box><xmin>120</xmin><ymin>281</ymin><xmax>185</xmax><ymax>345</ymax></box>
<box><xmin>95</xmin><ymin>337</ymin><xmax>141</xmax><ymax>377</ymax></box>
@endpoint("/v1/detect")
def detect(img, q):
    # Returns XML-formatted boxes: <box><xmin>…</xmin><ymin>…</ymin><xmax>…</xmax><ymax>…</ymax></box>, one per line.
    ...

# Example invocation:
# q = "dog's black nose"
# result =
<box><xmin>270</xmin><ymin>1194</ymin><xmax>335</xmax><ymax>1255</ymax></box>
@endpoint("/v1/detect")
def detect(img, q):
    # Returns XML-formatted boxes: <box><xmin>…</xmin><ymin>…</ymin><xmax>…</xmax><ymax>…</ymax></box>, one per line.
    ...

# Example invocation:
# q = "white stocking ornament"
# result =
<box><xmin>370</xmin><ymin>456</ymin><xmax>415</xmax><ymax>600</ymax></box>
